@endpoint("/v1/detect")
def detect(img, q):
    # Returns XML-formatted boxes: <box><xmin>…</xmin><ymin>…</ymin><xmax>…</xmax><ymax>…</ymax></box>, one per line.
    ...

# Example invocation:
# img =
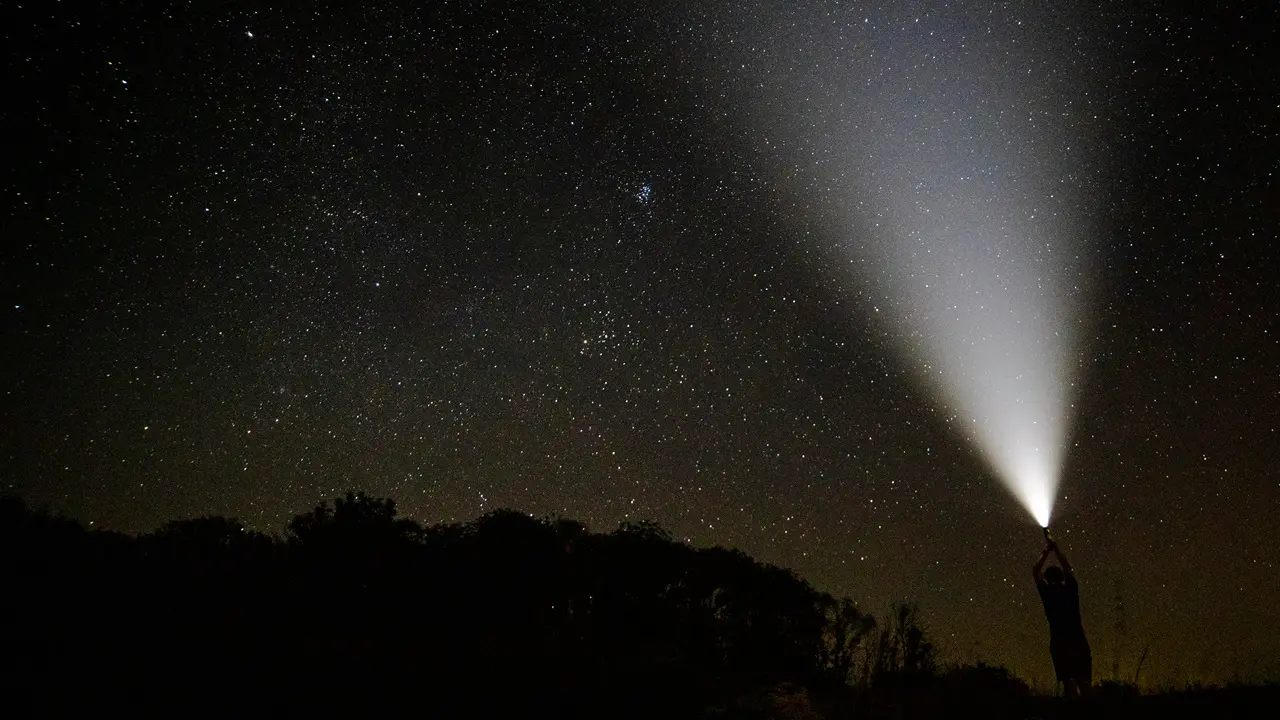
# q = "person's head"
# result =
<box><xmin>1044</xmin><ymin>565</ymin><xmax>1064</xmax><ymax>585</ymax></box>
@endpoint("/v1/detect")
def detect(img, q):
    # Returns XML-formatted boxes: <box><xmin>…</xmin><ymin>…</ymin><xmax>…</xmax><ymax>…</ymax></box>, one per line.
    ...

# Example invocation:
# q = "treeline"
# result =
<box><xmin>4</xmin><ymin>492</ymin><xmax>1269</xmax><ymax>719</ymax></box>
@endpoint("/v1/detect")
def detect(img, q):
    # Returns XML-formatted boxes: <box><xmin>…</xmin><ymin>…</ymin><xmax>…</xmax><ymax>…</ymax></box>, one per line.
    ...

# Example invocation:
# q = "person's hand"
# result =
<box><xmin>1046</xmin><ymin>539</ymin><xmax>1058</xmax><ymax>553</ymax></box>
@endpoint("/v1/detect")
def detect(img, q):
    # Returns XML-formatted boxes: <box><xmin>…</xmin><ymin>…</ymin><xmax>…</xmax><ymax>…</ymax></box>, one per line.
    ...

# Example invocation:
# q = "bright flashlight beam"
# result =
<box><xmin>867</xmin><ymin>185</ymin><xmax>1081</xmax><ymax>528</ymax></box>
<box><xmin>701</xmin><ymin>3</ymin><xmax>1110</xmax><ymax>524</ymax></box>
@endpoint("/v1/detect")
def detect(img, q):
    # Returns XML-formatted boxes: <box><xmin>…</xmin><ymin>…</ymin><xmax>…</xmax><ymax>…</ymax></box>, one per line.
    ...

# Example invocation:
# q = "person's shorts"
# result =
<box><xmin>1050</xmin><ymin>636</ymin><xmax>1092</xmax><ymax>683</ymax></box>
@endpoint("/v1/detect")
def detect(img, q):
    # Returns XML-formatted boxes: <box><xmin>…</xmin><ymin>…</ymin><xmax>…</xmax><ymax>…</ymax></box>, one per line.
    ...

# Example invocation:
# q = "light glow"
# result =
<box><xmin>707</xmin><ymin>3</ymin><xmax>1109</xmax><ymax>525</ymax></box>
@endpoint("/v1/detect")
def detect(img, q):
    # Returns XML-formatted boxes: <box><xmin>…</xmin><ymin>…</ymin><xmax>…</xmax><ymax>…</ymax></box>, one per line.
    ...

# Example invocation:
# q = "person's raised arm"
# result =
<box><xmin>1033</xmin><ymin>544</ymin><xmax>1052</xmax><ymax>583</ymax></box>
<box><xmin>1050</xmin><ymin>541</ymin><xmax>1074</xmax><ymax>577</ymax></box>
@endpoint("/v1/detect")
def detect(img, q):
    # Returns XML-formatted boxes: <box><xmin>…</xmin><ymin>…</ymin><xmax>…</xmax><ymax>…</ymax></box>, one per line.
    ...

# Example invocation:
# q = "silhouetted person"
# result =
<box><xmin>1033</xmin><ymin>539</ymin><xmax>1091</xmax><ymax>697</ymax></box>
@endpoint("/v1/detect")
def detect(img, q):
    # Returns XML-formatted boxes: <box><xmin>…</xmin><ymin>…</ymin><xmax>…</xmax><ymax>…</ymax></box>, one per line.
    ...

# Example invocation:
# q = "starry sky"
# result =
<box><xmin>3</xmin><ymin>1</ymin><xmax>1276</xmax><ymax>688</ymax></box>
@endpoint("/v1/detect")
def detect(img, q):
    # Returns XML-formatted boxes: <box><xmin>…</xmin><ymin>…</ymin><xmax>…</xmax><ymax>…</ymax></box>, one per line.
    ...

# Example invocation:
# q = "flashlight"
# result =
<box><xmin>1043</xmin><ymin>526</ymin><xmax>1054</xmax><ymax>544</ymax></box>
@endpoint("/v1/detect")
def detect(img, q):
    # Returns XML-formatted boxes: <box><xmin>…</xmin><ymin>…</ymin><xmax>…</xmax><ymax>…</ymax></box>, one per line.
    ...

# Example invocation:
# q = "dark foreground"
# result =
<box><xmin>3</xmin><ymin>493</ymin><xmax>1274</xmax><ymax>718</ymax></box>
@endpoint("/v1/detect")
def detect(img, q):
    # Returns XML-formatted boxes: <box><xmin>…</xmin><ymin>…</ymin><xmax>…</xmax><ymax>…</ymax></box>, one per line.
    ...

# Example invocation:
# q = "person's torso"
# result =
<box><xmin>1043</xmin><ymin>585</ymin><xmax>1083</xmax><ymax>636</ymax></box>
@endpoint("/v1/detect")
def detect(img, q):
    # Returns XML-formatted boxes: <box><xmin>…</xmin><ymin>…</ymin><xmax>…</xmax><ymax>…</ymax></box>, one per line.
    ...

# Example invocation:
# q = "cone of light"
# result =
<box><xmin>696</xmin><ymin>3</ymin><xmax>1108</xmax><ymax>525</ymax></box>
<box><xmin>865</xmin><ymin>190</ymin><xmax>1082</xmax><ymax>529</ymax></box>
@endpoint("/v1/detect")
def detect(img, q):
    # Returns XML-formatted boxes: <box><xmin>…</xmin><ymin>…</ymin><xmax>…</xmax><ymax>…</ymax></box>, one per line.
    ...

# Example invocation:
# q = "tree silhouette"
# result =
<box><xmin>866</xmin><ymin>602</ymin><xmax>937</xmax><ymax>687</ymax></box>
<box><xmin>821</xmin><ymin>595</ymin><xmax>878</xmax><ymax>685</ymax></box>
<box><xmin>288</xmin><ymin>491</ymin><xmax>423</xmax><ymax>546</ymax></box>
<box><xmin>6</xmin><ymin>490</ymin><xmax>1275</xmax><ymax>717</ymax></box>
<box><xmin>0</xmin><ymin>490</ymin><xmax>1026</xmax><ymax>719</ymax></box>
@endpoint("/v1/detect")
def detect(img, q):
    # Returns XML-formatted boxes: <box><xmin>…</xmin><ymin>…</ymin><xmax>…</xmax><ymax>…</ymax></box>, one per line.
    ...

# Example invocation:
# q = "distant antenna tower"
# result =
<box><xmin>1112</xmin><ymin>580</ymin><xmax>1127</xmax><ymax>682</ymax></box>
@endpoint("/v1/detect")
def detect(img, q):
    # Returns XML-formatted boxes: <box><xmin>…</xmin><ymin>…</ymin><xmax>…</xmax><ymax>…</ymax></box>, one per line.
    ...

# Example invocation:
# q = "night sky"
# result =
<box><xmin>3</xmin><ymin>1</ymin><xmax>1276</xmax><ymax>688</ymax></box>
